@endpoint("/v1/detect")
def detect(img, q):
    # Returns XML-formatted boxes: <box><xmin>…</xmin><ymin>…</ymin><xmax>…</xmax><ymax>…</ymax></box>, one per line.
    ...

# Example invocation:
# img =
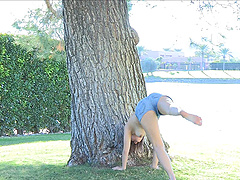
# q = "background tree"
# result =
<box><xmin>190</xmin><ymin>39</ymin><xmax>209</xmax><ymax>70</ymax></box>
<box><xmin>13</xmin><ymin>0</ymin><xmax>64</xmax><ymax>61</ymax></box>
<box><xmin>187</xmin><ymin>57</ymin><xmax>193</xmax><ymax>71</ymax></box>
<box><xmin>174</xmin><ymin>48</ymin><xmax>182</xmax><ymax>52</ymax></box>
<box><xmin>219</xmin><ymin>47</ymin><xmax>233</xmax><ymax>70</ymax></box>
<box><xmin>137</xmin><ymin>46</ymin><xmax>147</xmax><ymax>58</ymax></box>
<box><xmin>62</xmin><ymin>0</ymin><xmax>152</xmax><ymax>166</ymax></box>
<box><xmin>156</xmin><ymin>57</ymin><xmax>163</xmax><ymax>70</ymax></box>
<box><xmin>141</xmin><ymin>58</ymin><xmax>157</xmax><ymax>76</ymax></box>
<box><xmin>163</xmin><ymin>48</ymin><xmax>171</xmax><ymax>52</ymax></box>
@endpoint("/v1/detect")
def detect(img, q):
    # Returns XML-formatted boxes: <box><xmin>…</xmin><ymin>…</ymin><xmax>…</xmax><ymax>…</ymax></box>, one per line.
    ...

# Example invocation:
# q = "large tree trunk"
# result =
<box><xmin>63</xmin><ymin>0</ymin><xmax>148</xmax><ymax>166</ymax></box>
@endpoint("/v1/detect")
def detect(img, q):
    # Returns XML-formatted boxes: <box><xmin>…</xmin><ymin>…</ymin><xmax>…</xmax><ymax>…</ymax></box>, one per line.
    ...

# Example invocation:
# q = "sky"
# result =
<box><xmin>0</xmin><ymin>1</ymin><xmax>45</xmax><ymax>34</ymax></box>
<box><xmin>129</xmin><ymin>1</ymin><xmax>240</xmax><ymax>57</ymax></box>
<box><xmin>0</xmin><ymin>0</ymin><xmax>239</xmax><ymax>58</ymax></box>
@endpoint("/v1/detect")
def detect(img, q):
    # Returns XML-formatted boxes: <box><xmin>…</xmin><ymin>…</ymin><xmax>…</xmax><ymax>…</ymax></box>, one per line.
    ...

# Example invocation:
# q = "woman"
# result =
<box><xmin>112</xmin><ymin>93</ymin><xmax>202</xmax><ymax>180</ymax></box>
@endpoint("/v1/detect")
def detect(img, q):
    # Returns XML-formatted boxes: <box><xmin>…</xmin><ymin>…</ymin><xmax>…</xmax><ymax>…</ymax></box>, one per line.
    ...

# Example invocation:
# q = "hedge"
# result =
<box><xmin>0</xmin><ymin>34</ymin><xmax>70</xmax><ymax>136</ymax></box>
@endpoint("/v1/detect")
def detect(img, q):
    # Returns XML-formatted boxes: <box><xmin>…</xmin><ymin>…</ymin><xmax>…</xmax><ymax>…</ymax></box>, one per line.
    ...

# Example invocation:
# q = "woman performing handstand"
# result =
<box><xmin>112</xmin><ymin>93</ymin><xmax>202</xmax><ymax>180</ymax></box>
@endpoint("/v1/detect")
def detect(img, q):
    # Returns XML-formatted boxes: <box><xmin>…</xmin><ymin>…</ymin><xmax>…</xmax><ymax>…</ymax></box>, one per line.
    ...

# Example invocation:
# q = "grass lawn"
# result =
<box><xmin>0</xmin><ymin>133</ymin><xmax>240</xmax><ymax>180</ymax></box>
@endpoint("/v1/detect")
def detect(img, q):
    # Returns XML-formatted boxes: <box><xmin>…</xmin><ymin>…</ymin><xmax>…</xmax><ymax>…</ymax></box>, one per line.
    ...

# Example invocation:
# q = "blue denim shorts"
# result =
<box><xmin>135</xmin><ymin>93</ymin><xmax>163</xmax><ymax>122</ymax></box>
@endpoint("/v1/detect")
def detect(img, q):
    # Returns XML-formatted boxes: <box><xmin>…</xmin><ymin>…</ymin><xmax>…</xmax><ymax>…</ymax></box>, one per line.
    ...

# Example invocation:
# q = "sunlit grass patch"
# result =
<box><xmin>171</xmin><ymin>146</ymin><xmax>240</xmax><ymax>180</ymax></box>
<box><xmin>1</xmin><ymin>133</ymin><xmax>240</xmax><ymax>180</ymax></box>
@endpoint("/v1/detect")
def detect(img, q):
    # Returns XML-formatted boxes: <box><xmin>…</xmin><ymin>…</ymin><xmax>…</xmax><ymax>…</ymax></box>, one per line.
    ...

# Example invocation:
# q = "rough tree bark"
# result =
<box><xmin>63</xmin><ymin>0</ymin><xmax>153</xmax><ymax>166</ymax></box>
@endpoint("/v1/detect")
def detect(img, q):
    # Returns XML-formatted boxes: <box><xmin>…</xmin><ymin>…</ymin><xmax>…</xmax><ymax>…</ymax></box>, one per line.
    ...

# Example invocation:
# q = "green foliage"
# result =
<box><xmin>0</xmin><ymin>1</ymin><xmax>70</xmax><ymax>136</ymax></box>
<box><xmin>137</xmin><ymin>46</ymin><xmax>146</xmax><ymax>57</ymax></box>
<box><xmin>163</xmin><ymin>48</ymin><xmax>171</xmax><ymax>52</ymax></box>
<box><xmin>190</xmin><ymin>40</ymin><xmax>209</xmax><ymax>57</ymax></box>
<box><xmin>127</xmin><ymin>0</ymin><xmax>133</xmax><ymax>12</ymax></box>
<box><xmin>0</xmin><ymin>34</ymin><xmax>70</xmax><ymax>136</ymax></box>
<box><xmin>219</xmin><ymin>47</ymin><xmax>233</xmax><ymax>61</ymax></box>
<box><xmin>13</xmin><ymin>2</ymin><xmax>63</xmax><ymax>40</ymax></box>
<box><xmin>174</xmin><ymin>48</ymin><xmax>182</xmax><ymax>52</ymax></box>
<box><xmin>12</xmin><ymin>2</ymin><xmax>64</xmax><ymax>62</ymax></box>
<box><xmin>141</xmin><ymin>58</ymin><xmax>157</xmax><ymax>75</ymax></box>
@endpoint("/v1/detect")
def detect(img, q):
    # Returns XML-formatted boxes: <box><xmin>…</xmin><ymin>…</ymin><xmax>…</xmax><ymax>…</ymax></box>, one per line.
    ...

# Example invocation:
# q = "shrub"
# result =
<box><xmin>141</xmin><ymin>59</ymin><xmax>157</xmax><ymax>75</ymax></box>
<box><xmin>0</xmin><ymin>34</ymin><xmax>70</xmax><ymax>136</ymax></box>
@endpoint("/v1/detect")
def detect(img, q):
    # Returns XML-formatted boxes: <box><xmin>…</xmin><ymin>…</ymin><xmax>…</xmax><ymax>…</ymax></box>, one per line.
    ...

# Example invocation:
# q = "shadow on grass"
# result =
<box><xmin>0</xmin><ymin>133</ymin><xmax>71</xmax><ymax>146</ymax></box>
<box><xmin>0</xmin><ymin>163</ymin><xmax>170</xmax><ymax>180</ymax></box>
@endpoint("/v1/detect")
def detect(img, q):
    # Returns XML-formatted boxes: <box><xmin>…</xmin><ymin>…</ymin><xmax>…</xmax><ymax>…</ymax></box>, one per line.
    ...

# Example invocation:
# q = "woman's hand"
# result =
<box><xmin>112</xmin><ymin>166</ymin><xmax>125</xmax><ymax>171</ymax></box>
<box><xmin>150</xmin><ymin>164</ymin><xmax>159</xmax><ymax>169</ymax></box>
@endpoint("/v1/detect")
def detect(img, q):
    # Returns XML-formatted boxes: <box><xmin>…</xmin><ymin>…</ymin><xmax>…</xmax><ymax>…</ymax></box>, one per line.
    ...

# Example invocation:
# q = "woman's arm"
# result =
<box><xmin>112</xmin><ymin>124</ymin><xmax>131</xmax><ymax>170</ymax></box>
<box><xmin>121</xmin><ymin>124</ymin><xmax>131</xmax><ymax>169</ymax></box>
<box><xmin>151</xmin><ymin>150</ymin><xmax>159</xmax><ymax>169</ymax></box>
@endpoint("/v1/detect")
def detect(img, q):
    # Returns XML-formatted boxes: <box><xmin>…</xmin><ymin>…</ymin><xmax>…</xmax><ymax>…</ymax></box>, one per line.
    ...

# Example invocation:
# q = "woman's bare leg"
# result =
<box><xmin>140</xmin><ymin>111</ymin><xmax>176</xmax><ymax>180</ymax></box>
<box><xmin>158</xmin><ymin>96</ymin><xmax>202</xmax><ymax>126</ymax></box>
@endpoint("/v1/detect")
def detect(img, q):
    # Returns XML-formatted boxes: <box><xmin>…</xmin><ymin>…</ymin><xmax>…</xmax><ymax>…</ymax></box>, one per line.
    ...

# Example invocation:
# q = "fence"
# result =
<box><xmin>158</xmin><ymin>62</ymin><xmax>240</xmax><ymax>70</ymax></box>
<box><xmin>209</xmin><ymin>63</ymin><xmax>240</xmax><ymax>70</ymax></box>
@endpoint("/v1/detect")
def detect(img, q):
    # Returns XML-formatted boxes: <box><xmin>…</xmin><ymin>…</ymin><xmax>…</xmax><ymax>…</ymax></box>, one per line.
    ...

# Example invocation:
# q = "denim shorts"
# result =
<box><xmin>135</xmin><ymin>93</ymin><xmax>163</xmax><ymax>122</ymax></box>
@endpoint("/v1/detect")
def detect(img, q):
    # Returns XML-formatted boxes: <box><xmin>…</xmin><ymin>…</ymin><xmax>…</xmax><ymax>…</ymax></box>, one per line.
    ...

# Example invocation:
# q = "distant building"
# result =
<box><xmin>161</xmin><ymin>56</ymin><xmax>208</xmax><ymax>70</ymax></box>
<box><xmin>140</xmin><ymin>50</ymin><xmax>184</xmax><ymax>60</ymax></box>
<box><xmin>140</xmin><ymin>50</ymin><xmax>207</xmax><ymax>70</ymax></box>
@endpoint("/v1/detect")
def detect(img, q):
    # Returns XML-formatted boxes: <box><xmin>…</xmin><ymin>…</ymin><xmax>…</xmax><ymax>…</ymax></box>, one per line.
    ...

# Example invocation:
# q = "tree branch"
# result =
<box><xmin>44</xmin><ymin>0</ymin><xmax>62</xmax><ymax>19</ymax></box>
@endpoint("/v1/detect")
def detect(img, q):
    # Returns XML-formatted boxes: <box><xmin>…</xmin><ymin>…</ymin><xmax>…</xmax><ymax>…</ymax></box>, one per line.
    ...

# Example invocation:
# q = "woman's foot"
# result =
<box><xmin>180</xmin><ymin>111</ymin><xmax>202</xmax><ymax>126</ymax></box>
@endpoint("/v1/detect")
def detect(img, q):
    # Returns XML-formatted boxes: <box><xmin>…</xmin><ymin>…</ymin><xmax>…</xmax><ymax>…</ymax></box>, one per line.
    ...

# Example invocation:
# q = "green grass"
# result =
<box><xmin>0</xmin><ymin>133</ymin><xmax>71</xmax><ymax>146</ymax></box>
<box><xmin>0</xmin><ymin>134</ymin><xmax>240</xmax><ymax>180</ymax></box>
